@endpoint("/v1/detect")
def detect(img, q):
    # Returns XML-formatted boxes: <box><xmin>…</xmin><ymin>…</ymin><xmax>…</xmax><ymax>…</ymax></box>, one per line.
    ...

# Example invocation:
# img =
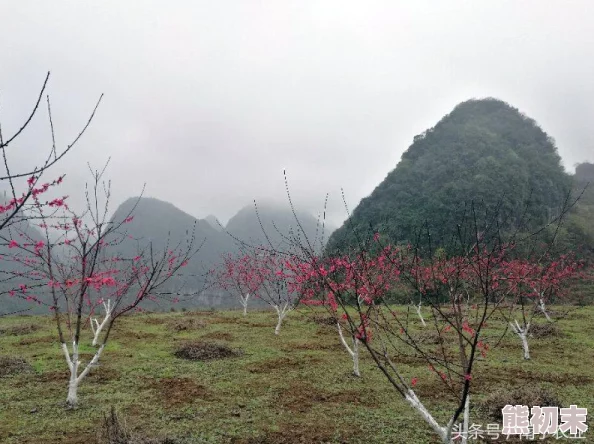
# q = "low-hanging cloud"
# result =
<box><xmin>1</xmin><ymin>0</ymin><xmax>593</xmax><ymax>227</ymax></box>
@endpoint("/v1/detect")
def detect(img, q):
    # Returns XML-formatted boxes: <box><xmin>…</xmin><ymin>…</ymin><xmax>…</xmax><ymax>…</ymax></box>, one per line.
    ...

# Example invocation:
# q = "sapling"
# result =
<box><xmin>9</xmin><ymin>164</ymin><xmax>197</xmax><ymax>408</ymax></box>
<box><xmin>215</xmin><ymin>253</ymin><xmax>263</xmax><ymax>316</ymax></box>
<box><xmin>499</xmin><ymin>255</ymin><xmax>579</xmax><ymax>360</ymax></box>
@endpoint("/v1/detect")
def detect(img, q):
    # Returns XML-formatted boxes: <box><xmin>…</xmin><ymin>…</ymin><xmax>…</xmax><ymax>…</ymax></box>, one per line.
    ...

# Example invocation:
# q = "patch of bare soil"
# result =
<box><xmin>411</xmin><ymin>378</ymin><xmax>459</xmax><ymax>403</ymax></box>
<box><xmin>309</xmin><ymin>314</ymin><xmax>338</xmax><ymax>327</ymax></box>
<box><xmin>0</xmin><ymin>355</ymin><xmax>33</xmax><ymax>377</ymax></box>
<box><xmin>174</xmin><ymin>341</ymin><xmax>242</xmax><ymax>361</ymax></box>
<box><xmin>18</xmin><ymin>335</ymin><xmax>55</xmax><ymax>346</ymax></box>
<box><xmin>200</xmin><ymin>331</ymin><xmax>233</xmax><ymax>341</ymax></box>
<box><xmin>111</xmin><ymin>328</ymin><xmax>159</xmax><ymax>341</ymax></box>
<box><xmin>476</xmin><ymin>384</ymin><xmax>561</xmax><ymax>421</ymax></box>
<box><xmin>280</xmin><ymin>342</ymin><xmax>342</xmax><ymax>352</ymax></box>
<box><xmin>387</xmin><ymin>352</ymin><xmax>428</xmax><ymax>366</ymax></box>
<box><xmin>234</xmin><ymin>421</ymin><xmax>359</xmax><ymax>443</ymax></box>
<box><xmin>0</xmin><ymin>323</ymin><xmax>40</xmax><ymax>336</ymax></box>
<box><xmin>131</xmin><ymin>331</ymin><xmax>159</xmax><ymax>340</ymax></box>
<box><xmin>142</xmin><ymin>317</ymin><xmax>166</xmax><ymax>326</ymax></box>
<box><xmin>88</xmin><ymin>367</ymin><xmax>120</xmax><ymax>384</ymax></box>
<box><xmin>246</xmin><ymin>356</ymin><xmax>322</xmax><ymax>374</ymax></box>
<box><xmin>147</xmin><ymin>377</ymin><xmax>214</xmax><ymax>407</ymax></box>
<box><xmin>276</xmin><ymin>382</ymin><xmax>378</xmax><ymax>413</ymax></box>
<box><xmin>166</xmin><ymin>318</ymin><xmax>206</xmax><ymax>332</ymax></box>
<box><xmin>97</xmin><ymin>406</ymin><xmax>184</xmax><ymax>443</ymax></box>
<box><xmin>474</xmin><ymin>366</ymin><xmax>592</xmax><ymax>393</ymax></box>
<box><xmin>37</xmin><ymin>367</ymin><xmax>119</xmax><ymax>384</ymax></box>
<box><xmin>414</xmin><ymin>330</ymin><xmax>445</xmax><ymax>345</ymax></box>
<box><xmin>530</xmin><ymin>323</ymin><xmax>563</xmax><ymax>338</ymax></box>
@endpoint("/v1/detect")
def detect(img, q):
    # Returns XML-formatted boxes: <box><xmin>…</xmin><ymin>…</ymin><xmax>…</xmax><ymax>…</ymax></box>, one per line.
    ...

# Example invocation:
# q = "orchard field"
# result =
<box><xmin>0</xmin><ymin>306</ymin><xmax>592</xmax><ymax>444</ymax></box>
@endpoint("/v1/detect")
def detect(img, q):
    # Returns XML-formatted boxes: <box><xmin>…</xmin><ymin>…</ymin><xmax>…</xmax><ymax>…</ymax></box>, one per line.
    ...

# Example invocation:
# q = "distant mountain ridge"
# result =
<box><xmin>204</xmin><ymin>215</ymin><xmax>223</xmax><ymax>232</ymax></box>
<box><xmin>225</xmin><ymin>202</ymin><xmax>333</xmax><ymax>253</ymax></box>
<box><xmin>102</xmin><ymin>197</ymin><xmax>334</xmax><ymax>309</ymax></box>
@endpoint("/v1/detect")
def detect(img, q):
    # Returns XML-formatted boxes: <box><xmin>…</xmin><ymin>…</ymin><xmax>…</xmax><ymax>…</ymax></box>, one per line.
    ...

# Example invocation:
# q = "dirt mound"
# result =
<box><xmin>174</xmin><ymin>341</ymin><xmax>242</xmax><ymax>361</ymax></box>
<box><xmin>476</xmin><ymin>384</ymin><xmax>561</xmax><ymax>421</ymax></box>
<box><xmin>0</xmin><ymin>356</ymin><xmax>34</xmax><ymax>377</ymax></box>
<box><xmin>167</xmin><ymin>318</ymin><xmax>206</xmax><ymax>332</ymax></box>
<box><xmin>310</xmin><ymin>314</ymin><xmax>338</xmax><ymax>326</ymax></box>
<box><xmin>530</xmin><ymin>323</ymin><xmax>563</xmax><ymax>338</ymax></box>
<box><xmin>414</xmin><ymin>330</ymin><xmax>445</xmax><ymax>345</ymax></box>
<box><xmin>0</xmin><ymin>324</ymin><xmax>40</xmax><ymax>336</ymax></box>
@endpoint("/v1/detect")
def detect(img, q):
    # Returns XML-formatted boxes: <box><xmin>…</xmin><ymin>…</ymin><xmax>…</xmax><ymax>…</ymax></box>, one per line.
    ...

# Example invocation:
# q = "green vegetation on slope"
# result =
<box><xmin>328</xmin><ymin>98</ymin><xmax>573</xmax><ymax>253</ymax></box>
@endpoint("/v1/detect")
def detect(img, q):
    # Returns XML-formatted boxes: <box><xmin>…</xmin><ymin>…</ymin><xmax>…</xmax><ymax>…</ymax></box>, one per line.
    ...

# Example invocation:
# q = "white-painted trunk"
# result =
<box><xmin>91</xmin><ymin>300</ymin><xmax>112</xmax><ymax>346</ymax></box>
<box><xmin>510</xmin><ymin>320</ymin><xmax>530</xmax><ymax>360</ymax></box>
<box><xmin>352</xmin><ymin>338</ymin><xmax>360</xmax><ymax>377</ymax></box>
<box><xmin>240</xmin><ymin>293</ymin><xmax>249</xmax><ymax>316</ymax></box>
<box><xmin>337</xmin><ymin>322</ymin><xmax>361</xmax><ymax>377</ymax></box>
<box><xmin>415</xmin><ymin>303</ymin><xmax>426</xmax><ymax>327</ymax></box>
<box><xmin>61</xmin><ymin>341</ymin><xmax>105</xmax><ymax>408</ymax></box>
<box><xmin>273</xmin><ymin>302</ymin><xmax>291</xmax><ymax>335</ymax></box>
<box><xmin>539</xmin><ymin>298</ymin><xmax>552</xmax><ymax>322</ymax></box>
<box><xmin>66</xmin><ymin>375</ymin><xmax>79</xmax><ymax>408</ymax></box>
<box><xmin>520</xmin><ymin>333</ymin><xmax>530</xmax><ymax>360</ymax></box>
<box><xmin>405</xmin><ymin>389</ymin><xmax>451</xmax><ymax>443</ymax></box>
<box><xmin>461</xmin><ymin>394</ymin><xmax>470</xmax><ymax>444</ymax></box>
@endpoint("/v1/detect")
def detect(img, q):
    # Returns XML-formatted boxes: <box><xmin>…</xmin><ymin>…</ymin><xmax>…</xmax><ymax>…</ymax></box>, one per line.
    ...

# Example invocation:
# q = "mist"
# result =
<box><xmin>1</xmin><ymin>1</ymin><xmax>593</xmax><ymax>226</ymax></box>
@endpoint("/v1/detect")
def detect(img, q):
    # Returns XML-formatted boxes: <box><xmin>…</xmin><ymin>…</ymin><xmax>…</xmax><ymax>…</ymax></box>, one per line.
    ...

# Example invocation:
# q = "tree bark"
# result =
<box><xmin>62</xmin><ymin>341</ymin><xmax>104</xmax><ymax>408</ymax></box>
<box><xmin>539</xmin><ymin>298</ymin><xmax>552</xmax><ymax>322</ymax></box>
<box><xmin>337</xmin><ymin>322</ymin><xmax>361</xmax><ymax>377</ymax></box>
<box><xmin>510</xmin><ymin>320</ymin><xmax>530</xmax><ymax>360</ymax></box>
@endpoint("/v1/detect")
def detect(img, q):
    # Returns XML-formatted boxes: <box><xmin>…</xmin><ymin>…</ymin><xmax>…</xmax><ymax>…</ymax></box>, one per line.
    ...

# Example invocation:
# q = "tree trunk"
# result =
<box><xmin>62</xmin><ymin>341</ymin><xmax>104</xmax><ymax>408</ymax></box>
<box><xmin>405</xmin><ymin>389</ymin><xmax>450</xmax><ymax>443</ymax></box>
<box><xmin>415</xmin><ymin>304</ymin><xmax>426</xmax><ymax>327</ymax></box>
<box><xmin>241</xmin><ymin>293</ymin><xmax>249</xmax><ymax>316</ymax></box>
<box><xmin>273</xmin><ymin>303</ymin><xmax>291</xmax><ymax>335</ymax></box>
<box><xmin>66</xmin><ymin>376</ymin><xmax>79</xmax><ymax>408</ymax></box>
<box><xmin>510</xmin><ymin>320</ymin><xmax>530</xmax><ymax>360</ymax></box>
<box><xmin>461</xmin><ymin>394</ymin><xmax>470</xmax><ymax>444</ymax></box>
<box><xmin>539</xmin><ymin>298</ymin><xmax>552</xmax><ymax>322</ymax></box>
<box><xmin>91</xmin><ymin>300</ymin><xmax>112</xmax><ymax>346</ymax></box>
<box><xmin>520</xmin><ymin>332</ymin><xmax>530</xmax><ymax>360</ymax></box>
<box><xmin>274</xmin><ymin>315</ymin><xmax>283</xmax><ymax>335</ymax></box>
<box><xmin>337</xmin><ymin>322</ymin><xmax>361</xmax><ymax>377</ymax></box>
<box><xmin>352</xmin><ymin>338</ymin><xmax>360</xmax><ymax>377</ymax></box>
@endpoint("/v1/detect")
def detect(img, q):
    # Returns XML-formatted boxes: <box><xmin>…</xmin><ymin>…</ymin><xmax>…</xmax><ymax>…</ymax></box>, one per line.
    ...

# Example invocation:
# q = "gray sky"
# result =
<box><xmin>1</xmin><ymin>1</ymin><xmax>593</xmax><ymax>227</ymax></box>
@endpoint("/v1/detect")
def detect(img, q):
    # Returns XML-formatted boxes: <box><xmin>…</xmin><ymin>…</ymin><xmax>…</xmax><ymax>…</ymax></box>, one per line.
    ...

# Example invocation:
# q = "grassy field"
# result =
<box><xmin>0</xmin><ymin>306</ymin><xmax>593</xmax><ymax>443</ymax></box>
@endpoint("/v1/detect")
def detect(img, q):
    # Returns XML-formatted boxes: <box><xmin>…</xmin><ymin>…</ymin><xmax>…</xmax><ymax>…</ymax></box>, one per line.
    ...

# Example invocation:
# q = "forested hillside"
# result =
<box><xmin>327</xmin><ymin>98</ymin><xmax>574</xmax><ymax>253</ymax></box>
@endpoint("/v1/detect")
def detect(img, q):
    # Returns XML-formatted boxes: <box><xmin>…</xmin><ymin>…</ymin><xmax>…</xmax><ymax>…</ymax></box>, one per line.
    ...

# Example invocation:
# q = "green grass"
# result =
<box><xmin>0</xmin><ymin>307</ymin><xmax>593</xmax><ymax>443</ymax></box>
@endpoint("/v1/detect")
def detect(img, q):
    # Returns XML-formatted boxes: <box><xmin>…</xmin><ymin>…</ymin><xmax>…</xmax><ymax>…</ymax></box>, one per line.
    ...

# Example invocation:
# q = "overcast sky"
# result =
<box><xmin>1</xmin><ymin>1</ymin><xmax>593</xmax><ymax>227</ymax></box>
